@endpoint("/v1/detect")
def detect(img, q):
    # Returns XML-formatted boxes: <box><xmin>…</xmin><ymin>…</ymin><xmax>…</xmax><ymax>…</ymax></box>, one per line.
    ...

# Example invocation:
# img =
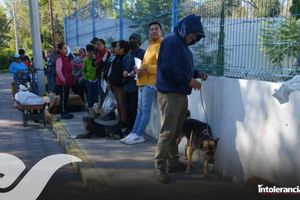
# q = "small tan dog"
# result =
<box><xmin>177</xmin><ymin>119</ymin><xmax>219</xmax><ymax>177</ymax></box>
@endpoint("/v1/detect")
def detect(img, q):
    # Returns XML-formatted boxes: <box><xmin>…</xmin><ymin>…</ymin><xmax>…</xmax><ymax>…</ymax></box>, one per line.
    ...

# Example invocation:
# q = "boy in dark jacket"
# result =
<box><xmin>154</xmin><ymin>14</ymin><xmax>207</xmax><ymax>183</ymax></box>
<box><xmin>122</xmin><ymin>33</ymin><xmax>145</xmax><ymax>132</ymax></box>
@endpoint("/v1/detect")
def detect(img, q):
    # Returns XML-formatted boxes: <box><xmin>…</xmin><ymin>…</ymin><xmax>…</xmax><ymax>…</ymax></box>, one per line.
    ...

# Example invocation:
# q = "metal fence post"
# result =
<box><xmin>92</xmin><ymin>0</ymin><xmax>96</xmax><ymax>37</ymax></box>
<box><xmin>64</xmin><ymin>17</ymin><xmax>68</xmax><ymax>45</ymax></box>
<box><xmin>75</xmin><ymin>10</ymin><xmax>79</xmax><ymax>46</ymax></box>
<box><xmin>119</xmin><ymin>0</ymin><xmax>123</xmax><ymax>40</ymax></box>
<box><xmin>172</xmin><ymin>0</ymin><xmax>178</xmax><ymax>31</ymax></box>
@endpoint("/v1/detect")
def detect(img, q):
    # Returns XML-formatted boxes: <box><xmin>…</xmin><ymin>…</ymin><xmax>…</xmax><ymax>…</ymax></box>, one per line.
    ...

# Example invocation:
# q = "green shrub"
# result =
<box><xmin>0</xmin><ymin>48</ymin><xmax>15</xmax><ymax>70</ymax></box>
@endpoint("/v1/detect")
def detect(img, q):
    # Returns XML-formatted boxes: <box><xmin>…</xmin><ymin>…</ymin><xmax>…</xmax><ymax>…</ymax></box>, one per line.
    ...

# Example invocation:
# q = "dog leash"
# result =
<box><xmin>199</xmin><ymin>80</ymin><xmax>210</xmax><ymax>132</ymax></box>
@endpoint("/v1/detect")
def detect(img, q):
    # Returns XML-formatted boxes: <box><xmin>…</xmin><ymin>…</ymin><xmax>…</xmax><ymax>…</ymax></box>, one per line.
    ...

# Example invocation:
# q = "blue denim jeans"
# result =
<box><xmin>47</xmin><ymin>73</ymin><xmax>55</xmax><ymax>92</ymax></box>
<box><xmin>87</xmin><ymin>80</ymin><xmax>99</xmax><ymax>108</ymax></box>
<box><xmin>132</xmin><ymin>86</ymin><xmax>156</xmax><ymax>136</ymax></box>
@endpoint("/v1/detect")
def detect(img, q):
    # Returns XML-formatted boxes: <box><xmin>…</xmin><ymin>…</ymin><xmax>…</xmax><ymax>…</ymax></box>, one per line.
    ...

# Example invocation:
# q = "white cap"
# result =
<box><xmin>14</xmin><ymin>53</ymin><xmax>20</xmax><ymax>58</ymax></box>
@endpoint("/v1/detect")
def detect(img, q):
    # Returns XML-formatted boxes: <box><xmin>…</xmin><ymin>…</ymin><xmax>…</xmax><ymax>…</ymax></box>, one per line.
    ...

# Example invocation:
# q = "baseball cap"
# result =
<box><xmin>14</xmin><ymin>53</ymin><xmax>20</xmax><ymax>59</ymax></box>
<box><xmin>129</xmin><ymin>33</ymin><xmax>142</xmax><ymax>45</ymax></box>
<box><xmin>90</xmin><ymin>37</ymin><xmax>99</xmax><ymax>44</ymax></box>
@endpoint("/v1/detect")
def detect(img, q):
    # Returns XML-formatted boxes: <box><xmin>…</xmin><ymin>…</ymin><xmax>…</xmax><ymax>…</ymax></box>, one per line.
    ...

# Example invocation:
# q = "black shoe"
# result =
<box><xmin>167</xmin><ymin>162</ymin><xmax>186</xmax><ymax>173</ymax></box>
<box><xmin>75</xmin><ymin>133</ymin><xmax>90</xmax><ymax>139</ymax></box>
<box><xmin>61</xmin><ymin>113</ymin><xmax>74</xmax><ymax>119</ymax></box>
<box><xmin>156</xmin><ymin>168</ymin><xmax>170</xmax><ymax>184</ymax></box>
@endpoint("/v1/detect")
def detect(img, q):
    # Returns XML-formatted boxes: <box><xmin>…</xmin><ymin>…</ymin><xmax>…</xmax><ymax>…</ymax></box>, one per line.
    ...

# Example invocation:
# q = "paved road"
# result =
<box><xmin>0</xmin><ymin>73</ymin><xmax>97</xmax><ymax>200</ymax></box>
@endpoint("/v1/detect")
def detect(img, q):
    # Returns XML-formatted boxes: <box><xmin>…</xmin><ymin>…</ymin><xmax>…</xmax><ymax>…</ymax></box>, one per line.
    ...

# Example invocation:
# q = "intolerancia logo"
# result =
<box><xmin>0</xmin><ymin>153</ymin><xmax>82</xmax><ymax>200</ymax></box>
<box><xmin>258</xmin><ymin>184</ymin><xmax>300</xmax><ymax>195</ymax></box>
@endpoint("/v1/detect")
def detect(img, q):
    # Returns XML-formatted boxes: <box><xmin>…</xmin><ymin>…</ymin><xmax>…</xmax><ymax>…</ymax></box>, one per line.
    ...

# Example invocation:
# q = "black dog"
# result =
<box><xmin>76</xmin><ymin>116</ymin><xmax>123</xmax><ymax>139</ymax></box>
<box><xmin>177</xmin><ymin>118</ymin><xmax>219</xmax><ymax>176</ymax></box>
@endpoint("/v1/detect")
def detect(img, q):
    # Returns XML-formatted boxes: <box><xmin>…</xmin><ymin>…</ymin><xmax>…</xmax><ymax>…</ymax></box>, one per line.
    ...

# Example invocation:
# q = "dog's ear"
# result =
<box><xmin>214</xmin><ymin>138</ymin><xmax>219</xmax><ymax>146</ymax></box>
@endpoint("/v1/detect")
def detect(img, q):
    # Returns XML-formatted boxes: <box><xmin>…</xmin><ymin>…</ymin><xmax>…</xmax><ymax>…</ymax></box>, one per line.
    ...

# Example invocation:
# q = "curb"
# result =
<box><xmin>46</xmin><ymin>112</ymin><xmax>109</xmax><ymax>191</ymax></box>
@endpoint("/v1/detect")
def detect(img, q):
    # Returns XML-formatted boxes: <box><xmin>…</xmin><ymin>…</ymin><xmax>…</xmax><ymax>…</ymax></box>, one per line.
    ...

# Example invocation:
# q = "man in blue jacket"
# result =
<box><xmin>154</xmin><ymin>14</ymin><xmax>207</xmax><ymax>183</ymax></box>
<box><xmin>9</xmin><ymin>53</ymin><xmax>28</xmax><ymax>86</ymax></box>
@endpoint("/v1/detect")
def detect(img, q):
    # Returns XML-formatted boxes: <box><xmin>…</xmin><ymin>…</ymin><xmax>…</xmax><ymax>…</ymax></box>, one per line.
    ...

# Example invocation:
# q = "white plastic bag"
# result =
<box><xmin>101</xmin><ymin>90</ymin><xmax>117</xmax><ymax>117</ymax></box>
<box><xmin>100</xmin><ymin>79</ymin><xmax>108</xmax><ymax>93</ymax></box>
<box><xmin>273</xmin><ymin>75</ymin><xmax>300</xmax><ymax>104</ymax></box>
<box><xmin>15</xmin><ymin>91</ymin><xmax>45</xmax><ymax>105</ymax></box>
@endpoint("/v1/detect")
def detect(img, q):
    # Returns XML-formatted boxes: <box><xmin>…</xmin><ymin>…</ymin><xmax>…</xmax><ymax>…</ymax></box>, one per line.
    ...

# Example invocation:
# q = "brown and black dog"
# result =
<box><xmin>76</xmin><ymin>116</ymin><xmax>123</xmax><ymax>139</ymax></box>
<box><xmin>177</xmin><ymin>118</ymin><xmax>219</xmax><ymax>176</ymax></box>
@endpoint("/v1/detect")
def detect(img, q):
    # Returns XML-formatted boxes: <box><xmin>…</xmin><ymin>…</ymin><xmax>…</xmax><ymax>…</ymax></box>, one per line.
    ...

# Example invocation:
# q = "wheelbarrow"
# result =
<box><xmin>16</xmin><ymin>102</ymin><xmax>46</xmax><ymax>127</ymax></box>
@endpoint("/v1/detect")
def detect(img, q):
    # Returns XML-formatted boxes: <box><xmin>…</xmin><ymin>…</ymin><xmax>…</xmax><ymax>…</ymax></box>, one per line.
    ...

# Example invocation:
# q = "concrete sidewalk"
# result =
<box><xmin>51</xmin><ymin>111</ymin><xmax>259</xmax><ymax>200</ymax></box>
<box><xmin>0</xmin><ymin>74</ymin><xmax>97</xmax><ymax>200</ymax></box>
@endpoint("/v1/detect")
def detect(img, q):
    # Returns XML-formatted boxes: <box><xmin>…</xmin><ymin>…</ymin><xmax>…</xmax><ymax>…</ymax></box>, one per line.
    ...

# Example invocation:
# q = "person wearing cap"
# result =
<box><xmin>120</xmin><ymin>22</ymin><xmax>163</xmax><ymax>145</ymax></box>
<box><xmin>121</xmin><ymin>33</ymin><xmax>145</xmax><ymax>134</ymax></box>
<box><xmin>9</xmin><ymin>53</ymin><xmax>28</xmax><ymax>86</ymax></box>
<box><xmin>154</xmin><ymin>14</ymin><xmax>207</xmax><ymax>183</ymax></box>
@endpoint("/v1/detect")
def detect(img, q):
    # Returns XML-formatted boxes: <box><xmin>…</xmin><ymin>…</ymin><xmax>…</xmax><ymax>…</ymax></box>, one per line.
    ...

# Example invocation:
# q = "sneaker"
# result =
<box><xmin>123</xmin><ymin>134</ymin><xmax>145</xmax><ymax>145</ymax></box>
<box><xmin>120</xmin><ymin>132</ymin><xmax>134</xmax><ymax>143</ymax></box>
<box><xmin>167</xmin><ymin>161</ymin><xmax>186</xmax><ymax>173</ymax></box>
<box><xmin>156</xmin><ymin>168</ymin><xmax>170</xmax><ymax>184</ymax></box>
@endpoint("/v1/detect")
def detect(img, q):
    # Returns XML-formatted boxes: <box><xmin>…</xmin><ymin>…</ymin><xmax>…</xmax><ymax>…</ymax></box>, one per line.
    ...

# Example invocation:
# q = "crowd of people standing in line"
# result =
<box><xmin>9</xmin><ymin>14</ymin><xmax>207</xmax><ymax>184</ymax></box>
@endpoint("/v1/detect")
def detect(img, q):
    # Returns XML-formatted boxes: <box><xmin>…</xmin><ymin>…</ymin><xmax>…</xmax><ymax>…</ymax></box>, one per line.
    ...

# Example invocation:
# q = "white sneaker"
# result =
<box><xmin>120</xmin><ymin>132</ymin><xmax>134</xmax><ymax>143</ymax></box>
<box><xmin>123</xmin><ymin>134</ymin><xmax>145</xmax><ymax>145</ymax></box>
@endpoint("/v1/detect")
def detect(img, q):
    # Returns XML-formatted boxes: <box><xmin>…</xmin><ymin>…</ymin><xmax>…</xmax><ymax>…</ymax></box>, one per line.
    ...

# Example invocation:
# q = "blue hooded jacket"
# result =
<box><xmin>156</xmin><ymin>14</ymin><xmax>205</xmax><ymax>95</ymax></box>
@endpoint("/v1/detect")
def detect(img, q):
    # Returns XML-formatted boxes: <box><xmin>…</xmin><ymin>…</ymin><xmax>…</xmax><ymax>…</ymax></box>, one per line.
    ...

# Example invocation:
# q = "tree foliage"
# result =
<box><xmin>124</xmin><ymin>0</ymin><xmax>172</xmax><ymax>41</ymax></box>
<box><xmin>2</xmin><ymin>0</ymin><xmax>90</xmax><ymax>53</ymax></box>
<box><xmin>252</xmin><ymin>0</ymin><xmax>281</xmax><ymax>18</ymax></box>
<box><xmin>290</xmin><ymin>0</ymin><xmax>300</xmax><ymax>20</ymax></box>
<box><xmin>260</xmin><ymin>17</ymin><xmax>300</xmax><ymax>66</ymax></box>
<box><xmin>0</xmin><ymin>5</ymin><xmax>11</xmax><ymax>49</ymax></box>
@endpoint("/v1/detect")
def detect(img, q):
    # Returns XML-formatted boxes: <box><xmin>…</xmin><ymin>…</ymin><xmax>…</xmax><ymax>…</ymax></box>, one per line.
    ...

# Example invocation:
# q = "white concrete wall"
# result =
<box><xmin>146</xmin><ymin>76</ymin><xmax>300</xmax><ymax>186</ymax></box>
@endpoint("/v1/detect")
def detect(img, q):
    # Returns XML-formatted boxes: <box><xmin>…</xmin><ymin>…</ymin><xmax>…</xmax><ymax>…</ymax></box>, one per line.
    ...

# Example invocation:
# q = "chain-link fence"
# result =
<box><xmin>65</xmin><ymin>0</ymin><xmax>300</xmax><ymax>82</ymax></box>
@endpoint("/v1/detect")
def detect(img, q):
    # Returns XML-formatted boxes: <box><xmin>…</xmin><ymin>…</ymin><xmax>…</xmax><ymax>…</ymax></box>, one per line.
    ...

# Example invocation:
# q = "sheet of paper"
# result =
<box><xmin>134</xmin><ymin>57</ymin><xmax>142</xmax><ymax>69</ymax></box>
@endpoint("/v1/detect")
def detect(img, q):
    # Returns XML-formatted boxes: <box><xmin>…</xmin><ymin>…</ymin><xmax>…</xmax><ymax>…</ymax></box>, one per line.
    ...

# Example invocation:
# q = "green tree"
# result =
<box><xmin>2</xmin><ymin>0</ymin><xmax>90</xmax><ymax>53</ymax></box>
<box><xmin>0</xmin><ymin>5</ymin><xmax>14</xmax><ymax>70</ymax></box>
<box><xmin>290</xmin><ymin>0</ymin><xmax>300</xmax><ymax>19</ymax></box>
<box><xmin>260</xmin><ymin>17</ymin><xmax>300</xmax><ymax>67</ymax></box>
<box><xmin>0</xmin><ymin>5</ymin><xmax>12</xmax><ymax>49</ymax></box>
<box><xmin>124</xmin><ymin>0</ymin><xmax>172</xmax><ymax>41</ymax></box>
<box><xmin>252</xmin><ymin>0</ymin><xmax>281</xmax><ymax>18</ymax></box>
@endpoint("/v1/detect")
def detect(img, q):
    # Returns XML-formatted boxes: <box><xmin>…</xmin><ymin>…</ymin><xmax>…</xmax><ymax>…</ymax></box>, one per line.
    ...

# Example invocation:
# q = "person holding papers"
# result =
<box><xmin>120</xmin><ymin>22</ymin><xmax>163</xmax><ymax>145</ymax></box>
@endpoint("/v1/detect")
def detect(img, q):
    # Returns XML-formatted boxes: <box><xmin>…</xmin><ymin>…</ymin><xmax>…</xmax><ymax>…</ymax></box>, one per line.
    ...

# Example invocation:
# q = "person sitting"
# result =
<box><xmin>9</xmin><ymin>53</ymin><xmax>28</xmax><ymax>87</ymax></box>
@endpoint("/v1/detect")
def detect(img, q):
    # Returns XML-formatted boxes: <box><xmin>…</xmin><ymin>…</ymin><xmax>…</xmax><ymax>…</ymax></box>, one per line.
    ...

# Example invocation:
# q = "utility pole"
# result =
<box><xmin>12</xmin><ymin>1</ymin><xmax>19</xmax><ymax>52</ymax></box>
<box><xmin>49</xmin><ymin>0</ymin><xmax>55</xmax><ymax>47</ymax></box>
<box><xmin>28</xmin><ymin>0</ymin><xmax>46</xmax><ymax>96</ymax></box>
<box><xmin>119</xmin><ymin>0</ymin><xmax>123</xmax><ymax>39</ymax></box>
